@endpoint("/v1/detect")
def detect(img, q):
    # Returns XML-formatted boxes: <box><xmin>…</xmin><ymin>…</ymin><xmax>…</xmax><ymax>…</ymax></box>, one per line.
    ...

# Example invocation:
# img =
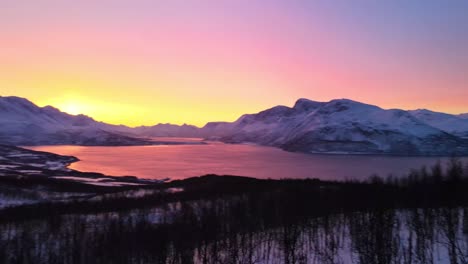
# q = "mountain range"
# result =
<box><xmin>0</xmin><ymin>96</ymin><xmax>149</xmax><ymax>146</ymax></box>
<box><xmin>1</xmin><ymin>96</ymin><xmax>468</xmax><ymax>155</ymax></box>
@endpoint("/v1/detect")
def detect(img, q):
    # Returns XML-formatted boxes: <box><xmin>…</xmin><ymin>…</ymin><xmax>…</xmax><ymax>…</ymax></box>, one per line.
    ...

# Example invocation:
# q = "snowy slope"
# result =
<box><xmin>409</xmin><ymin>109</ymin><xmax>468</xmax><ymax>137</ymax></box>
<box><xmin>0</xmin><ymin>96</ymin><xmax>208</xmax><ymax>145</ymax></box>
<box><xmin>0</xmin><ymin>96</ymin><xmax>151</xmax><ymax>146</ymax></box>
<box><xmin>200</xmin><ymin>121</ymin><xmax>235</xmax><ymax>139</ymax></box>
<box><xmin>130</xmin><ymin>123</ymin><xmax>201</xmax><ymax>137</ymax></box>
<box><xmin>214</xmin><ymin>99</ymin><xmax>468</xmax><ymax>155</ymax></box>
<box><xmin>2</xmin><ymin>96</ymin><xmax>468</xmax><ymax>155</ymax></box>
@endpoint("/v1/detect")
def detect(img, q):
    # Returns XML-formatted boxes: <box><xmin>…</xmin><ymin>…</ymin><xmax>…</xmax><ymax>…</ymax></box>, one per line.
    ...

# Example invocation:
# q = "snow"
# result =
<box><xmin>166</xmin><ymin>187</ymin><xmax>184</xmax><ymax>193</ymax></box>
<box><xmin>52</xmin><ymin>176</ymin><xmax>144</xmax><ymax>186</ymax></box>
<box><xmin>17</xmin><ymin>170</ymin><xmax>42</xmax><ymax>174</ymax></box>
<box><xmin>52</xmin><ymin>176</ymin><xmax>114</xmax><ymax>182</ymax></box>
<box><xmin>410</xmin><ymin>109</ymin><xmax>468</xmax><ymax>136</ymax></box>
<box><xmin>0</xmin><ymin>195</ymin><xmax>38</xmax><ymax>209</ymax></box>
<box><xmin>0</xmin><ymin>96</ymin><xmax>151</xmax><ymax>146</ymax></box>
<box><xmin>85</xmin><ymin>182</ymin><xmax>144</xmax><ymax>187</ymax></box>
<box><xmin>1</xmin><ymin>96</ymin><xmax>468</xmax><ymax>154</ymax></box>
<box><xmin>0</xmin><ymin>165</ymin><xmax>19</xmax><ymax>169</ymax></box>
<box><xmin>208</xmin><ymin>98</ymin><xmax>467</xmax><ymax>155</ymax></box>
<box><xmin>6</xmin><ymin>153</ymin><xmax>36</xmax><ymax>157</ymax></box>
<box><xmin>130</xmin><ymin>124</ymin><xmax>201</xmax><ymax>137</ymax></box>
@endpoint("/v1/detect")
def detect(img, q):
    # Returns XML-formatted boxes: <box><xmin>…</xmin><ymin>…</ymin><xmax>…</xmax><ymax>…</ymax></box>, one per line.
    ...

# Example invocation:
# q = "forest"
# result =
<box><xmin>0</xmin><ymin>159</ymin><xmax>467</xmax><ymax>263</ymax></box>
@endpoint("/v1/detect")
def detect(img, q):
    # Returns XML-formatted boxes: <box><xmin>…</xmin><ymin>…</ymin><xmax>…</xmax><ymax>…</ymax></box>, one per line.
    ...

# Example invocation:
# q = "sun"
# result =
<box><xmin>61</xmin><ymin>102</ymin><xmax>83</xmax><ymax>115</ymax></box>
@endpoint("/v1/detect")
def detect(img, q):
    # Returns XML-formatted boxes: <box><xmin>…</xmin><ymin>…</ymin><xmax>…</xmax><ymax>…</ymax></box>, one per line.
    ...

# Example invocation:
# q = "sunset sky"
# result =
<box><xmin>1</xmin><ymin>0</ymin><xmax>467</xmax><ymax>127</ymax></box>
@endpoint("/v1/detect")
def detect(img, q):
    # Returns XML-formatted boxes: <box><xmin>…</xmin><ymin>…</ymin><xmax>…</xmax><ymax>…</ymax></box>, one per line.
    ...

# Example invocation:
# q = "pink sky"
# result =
<box><xmin>1</xmin><ymin>0</ymin><xmax>467</xmax><ymax>126</ymax></box>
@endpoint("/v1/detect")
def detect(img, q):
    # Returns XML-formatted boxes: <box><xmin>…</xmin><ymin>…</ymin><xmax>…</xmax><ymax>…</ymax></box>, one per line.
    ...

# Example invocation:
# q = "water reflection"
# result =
<box><xmin>29</xmin><ymin>140</ymin><xmax>468</xmax><ymax>180</ymax></box>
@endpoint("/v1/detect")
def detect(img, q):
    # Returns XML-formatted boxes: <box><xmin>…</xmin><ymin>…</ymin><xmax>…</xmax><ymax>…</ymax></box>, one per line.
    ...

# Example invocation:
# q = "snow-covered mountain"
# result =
<box><xmin>2</xmin><ymin>96</ymin><xmax>468</xmax><ymax>155</ymax></box>
<box><xmin>459</xmin><ymin>113</ymin><xmax>468</xmax><ymax>119</ymax></box>
<box><xmin>0</xmin><ymin>96</ymin><xmax>151</xmax><ymax>146</ymax></box>
<box><xmin>209</xmin><ymin>99</ymin><xmax>468</xmax><ymax>155</ymax></box>
<box><xmin>129</xmin><ymin>123</ymin><xmax>201</xmax><ymax>138</ymax></box>
<box><xmin>409</xmin><ymin>109</ymin><xmax>468</xmax><ymax>138</ymax></box>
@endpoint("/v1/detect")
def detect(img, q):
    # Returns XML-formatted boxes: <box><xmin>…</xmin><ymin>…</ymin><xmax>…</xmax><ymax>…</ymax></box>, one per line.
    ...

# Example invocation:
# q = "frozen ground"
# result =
<box><xmin>0</xmin><ymin>144</ymin><xmax>166</xmax><ymax>209</ymax></box>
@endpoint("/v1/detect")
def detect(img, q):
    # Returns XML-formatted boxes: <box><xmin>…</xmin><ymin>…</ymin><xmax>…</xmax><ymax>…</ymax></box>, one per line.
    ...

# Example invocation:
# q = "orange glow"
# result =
<box><xmin>1</xmin><ymin>1</ymin><xmax>467</xmax><ymax>126</ymax></box>
<box><xmin>60</xmin><ymin>102</ymin><xmax>82</xmax><ymax>116</ymax></box>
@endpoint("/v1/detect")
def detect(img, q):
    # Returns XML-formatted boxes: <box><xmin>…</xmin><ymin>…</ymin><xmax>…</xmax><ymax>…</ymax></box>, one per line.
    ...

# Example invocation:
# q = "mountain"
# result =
<box><xmin>0</xmin><ymin>96</ymin><xmax>151</xmax><ymax>146</ymax></box>
<box><xmin>459</xmin><ymin>113</ymin><xmax>468</xmax><ymax>119</ymax></box>
<box><xmin>209</xmin><ymin>99</ymin><xmax>468</xmax><ymax>155</ymax></box>
<box><xmin>129</xmin><ymin>123</ymin><xmax>201</xmax><ymax>138</ymax></box>
<box><xmin>200</xmin><ymin>122</ymin><xmax>235</xmax><ymax>139</ymax></box>
<box><xmin>2</xmin><ymin>95</ymin><xmax>468</xmax><ymax>155</ymax></box>
<box><xmin>409</xmin><ymin>109</ymin><xmax>468</xmax><ymax>137</ymax></box>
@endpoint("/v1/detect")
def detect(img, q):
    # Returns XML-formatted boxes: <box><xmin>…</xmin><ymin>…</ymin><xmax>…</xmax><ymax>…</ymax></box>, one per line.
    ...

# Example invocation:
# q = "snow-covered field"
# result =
<box><xmin>0</xmin><ymin>144</ymin><xmax>164</xmax><ymax>209</ymax></box>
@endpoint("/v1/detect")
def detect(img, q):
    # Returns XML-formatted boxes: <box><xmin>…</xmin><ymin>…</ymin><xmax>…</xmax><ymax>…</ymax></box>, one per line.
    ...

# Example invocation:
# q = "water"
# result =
<box><xmin>29</xmin><ymin>138</ymin><xmax>468</xmax><ymax>181</ymax></box>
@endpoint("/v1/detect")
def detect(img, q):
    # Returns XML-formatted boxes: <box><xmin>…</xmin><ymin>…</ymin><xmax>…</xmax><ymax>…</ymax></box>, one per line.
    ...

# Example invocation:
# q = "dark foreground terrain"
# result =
<box><xmin>0</xmin><ymin>146</ymin><xmax>468</xmax><ymax>263</ymax></box>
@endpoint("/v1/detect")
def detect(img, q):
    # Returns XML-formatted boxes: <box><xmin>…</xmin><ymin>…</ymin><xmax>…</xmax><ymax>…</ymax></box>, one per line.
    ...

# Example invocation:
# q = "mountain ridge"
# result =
<box><xmin>211</xmin><ymin>98</ymin><xmax>468</xmax><ymax>155</ymax></box>
<box><xmin>0</xmin><ymin>96</ymin><xmax>151</xmax><ymax>146</ymax></box>
<box><xmin>1</xmin><ymin>96</ymin><xmax>468</xmax><ymax>155</ymax></box>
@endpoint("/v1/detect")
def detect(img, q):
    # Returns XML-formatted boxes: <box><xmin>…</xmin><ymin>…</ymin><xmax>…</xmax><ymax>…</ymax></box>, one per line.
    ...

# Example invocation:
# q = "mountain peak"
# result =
<box><xmin>410</xmin><ymin>109</ymin><xmax>437</xmax><ymax>114</ymax></box>
<box><xmin>293</xmin><ymin>98</ymin><xmax>324</xmax><ymax>111</ymax></box>
<box><xmin>0</xmin><ymin>96</ymin><xmax>37</xmax><ymax>108</ymax></box>
<box><xmin>327</xmin><ymin>98</ymin><xmax>379</xmax><ymax>108</ymax></box>
<box><xmin>329</xmin><ymin>98</ymin><xmax>360</xmax><ymax>104</ymax></box>
<box><xmin>312</xmin><ymin>98</ymin><xmax>381</xmax><ymax>115</ymax></box>
<box><xmin>0</xmin><ymin>96</ymin><xmax>45</xmax><ymax>116</ymax></box>
<box><xmin>292</xmin><ymin>98</ymin><xmax>379</xmax><ymax>113</ymax></box>
<box><xmin>42</xmin><ymin>105</ymin><xmax>61</xmax><ymax>112</ymax></box>
<box><xmin>410</xmin><ymin>108</ymin><xmax>462</xmax><ymax>119</ymax></box>
<box><xmin>0</xmin><ymin>95</ymin><xmax>33</xmax><ymax>102</ymax></box>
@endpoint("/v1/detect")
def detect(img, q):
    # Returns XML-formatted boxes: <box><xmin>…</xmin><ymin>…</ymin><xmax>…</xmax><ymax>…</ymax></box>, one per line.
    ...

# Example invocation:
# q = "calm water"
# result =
<box><xmin>29</xmin><ymin>139</ymin><xmax>468</xmax><ymax>181</ymax></box>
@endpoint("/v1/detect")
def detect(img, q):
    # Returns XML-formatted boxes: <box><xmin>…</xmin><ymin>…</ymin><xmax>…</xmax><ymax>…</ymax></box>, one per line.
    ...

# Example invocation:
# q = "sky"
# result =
<box><xmin>1</xmin><ymin>0</ymin><xmax>467</xmax><ymax>127</ymax></box>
